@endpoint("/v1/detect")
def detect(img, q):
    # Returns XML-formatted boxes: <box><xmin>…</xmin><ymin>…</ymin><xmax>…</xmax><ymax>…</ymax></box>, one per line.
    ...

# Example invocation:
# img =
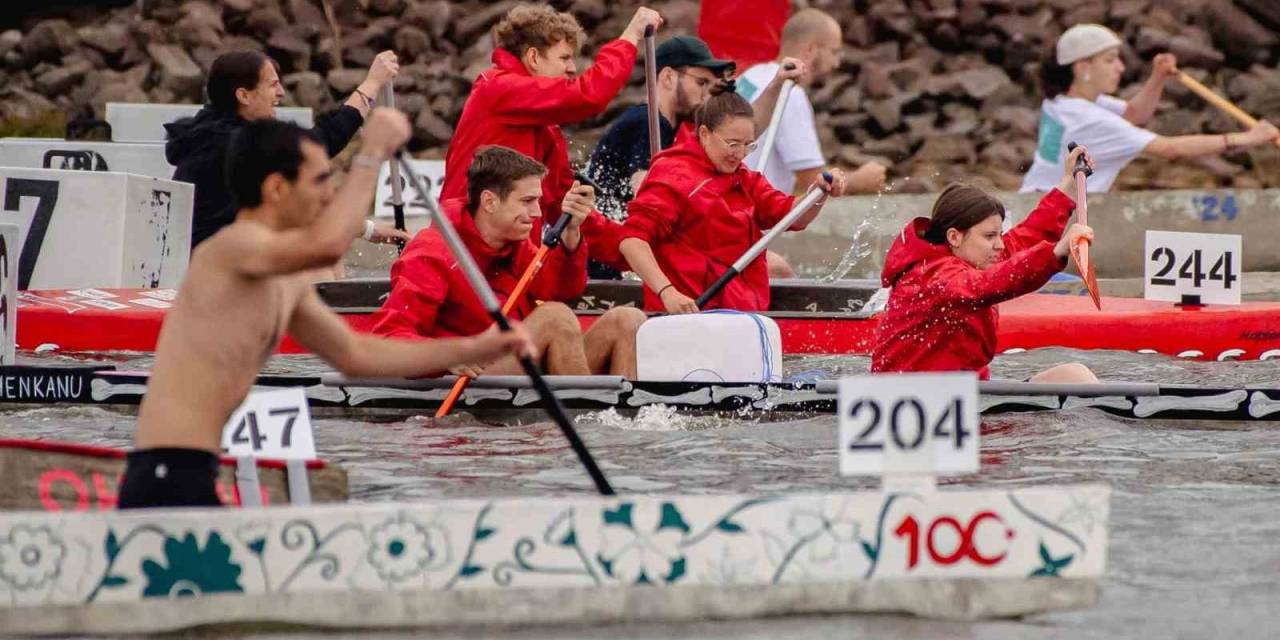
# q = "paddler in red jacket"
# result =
<box><xmin>619</xmin><ymin>92</ymin><xmax>847</xmax><ymax>313</ymax></box>
<box><xmin>370</xmin><ymin>146</ymin><xmax>646</xmax><ymax>378</ymax></box>
<box><xmin>872</xmin><ymin>145</ymin><xmax>1099</xmax><ymax>383</ymax></box>
<box><xmin>440</xmin><ymin>3</ymin><xmax>664</xmax><ymax>271</ymax></box>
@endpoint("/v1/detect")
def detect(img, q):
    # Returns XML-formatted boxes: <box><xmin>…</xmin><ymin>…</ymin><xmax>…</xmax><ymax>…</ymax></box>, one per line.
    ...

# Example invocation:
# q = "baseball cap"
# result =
<box><xmin>655</xmin><ymin>36</ymin><xmax>735</xmax><ymax>75</ymax></box>
<box><xmin>1056</xmin><ymin>24</ymin><xmax>1123</xmax><ymax>65</ymax></box>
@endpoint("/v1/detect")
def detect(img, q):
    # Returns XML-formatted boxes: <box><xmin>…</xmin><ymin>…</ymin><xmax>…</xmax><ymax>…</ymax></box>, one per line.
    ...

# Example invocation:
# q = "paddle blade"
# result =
<box><xmin>1070</xmin><ymin>239</ymin><xmax>1102</xmax><ymax>310</ymax></box>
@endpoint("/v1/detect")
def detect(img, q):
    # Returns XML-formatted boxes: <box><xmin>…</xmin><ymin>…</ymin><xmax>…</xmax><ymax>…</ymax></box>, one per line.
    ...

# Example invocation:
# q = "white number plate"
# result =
<box><xmin>373</xmin><ymin>159</ymin><xmax>446</xmax><ymax>219</ymax></box>
<box><xmin>838</xmin><ymin>373</ymin><xmax>979</xmax><ymax>476</ymax></box>
<box><xmin>1144</xmin><ymin>230</ymin><xmax>1241</xmax><ymax>305</ymax></box>
<box><xmin>220</xmin><ymin>388</ymin><xmax>316</xmax><ymax>460</ymax></box>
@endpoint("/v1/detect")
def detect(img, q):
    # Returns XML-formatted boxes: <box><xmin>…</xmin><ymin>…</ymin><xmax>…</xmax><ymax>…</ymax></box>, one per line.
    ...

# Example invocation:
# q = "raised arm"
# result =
<box><xmin>1122</xmin><ymin>53</ymin><xmax>1177</xmax><ymax>126</ymax></box>
<box><xmin>1144</xmin><ymin>120</ymin><xmax>1279</xmax><ymax>159</ymax></box>
<box><xmin>289</xmin><ymin>288</ymin><xmax>534</xmax><ymax>378</ymax></box>
<box><xmin>211</xmin><ymin>109</ymin><xmax>410</xmax><ymax>278</ymax></box>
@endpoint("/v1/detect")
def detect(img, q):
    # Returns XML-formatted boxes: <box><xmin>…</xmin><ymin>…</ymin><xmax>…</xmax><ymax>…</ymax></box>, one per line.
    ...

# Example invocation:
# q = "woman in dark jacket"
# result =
<box><xmin>165</xmin><ymin>49</ymin><xmax>409</xmax><ymax>247</ymax></box>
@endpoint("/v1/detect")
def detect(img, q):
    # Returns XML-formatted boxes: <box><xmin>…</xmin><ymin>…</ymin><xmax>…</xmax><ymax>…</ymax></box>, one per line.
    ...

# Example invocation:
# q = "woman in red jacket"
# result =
<box><xmin>872</xmin><ymin>145</ymin><xmax>1098</xmax><ymax>383</ymax></box>
<box><xmin>619</xmin><ymin>92</ymin><xmax>847</xmax><ymax>312</ymax></box>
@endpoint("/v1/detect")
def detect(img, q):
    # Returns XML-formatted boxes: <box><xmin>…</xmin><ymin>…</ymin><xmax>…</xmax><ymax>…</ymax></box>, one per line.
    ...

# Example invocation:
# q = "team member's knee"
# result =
<box><xmin>536</xmin><ymin>301</ymin><xmax>582</xmax><ymax>337</ymax></box>
<box><xmin>602</xmin><ymin>306</ymin><xmax>647</xmax><ymax>333</ymax></box>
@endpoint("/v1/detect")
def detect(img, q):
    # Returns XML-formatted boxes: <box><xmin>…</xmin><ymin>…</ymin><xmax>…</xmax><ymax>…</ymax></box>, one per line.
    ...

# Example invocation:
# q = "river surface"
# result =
<box><xmin>6</xmin><ymin>347</ymin><xmax>1280</xmax><ymax>639</ymax></box>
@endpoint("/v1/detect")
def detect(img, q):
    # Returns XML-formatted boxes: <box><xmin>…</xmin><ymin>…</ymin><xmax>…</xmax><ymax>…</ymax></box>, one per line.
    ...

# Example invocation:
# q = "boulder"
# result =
<box><xmin>284</xmin><ymin>71</ymin><xmax>332</xmax><ymax>110</ymax></box>
<box><xmin>327</xmin><ymin>67</ymin><xmax>366</xmax><ymax>94</ymax></box>
<box><xmin>414</xmin><ymin>107</ymin><xmax>455</xmax><ymax>146</ymax></box>
<box><xmin>147</xmin><ymin>43</ymin><xmax>204</xmax><ymax>97</ymax></box>
<box><xmin>405</xmin><ymin>1</ymin><xmax>452</xmax><ymax>39</ymax></box>
<box><xmin>175</xmin><ymin>2</ymin><xmax>226</xmax><ymax>50</ymax></box>
<box><xmin>368</xmin><ymin>0</ymin><xmax>406</xmax><ymax>16</ymax></box>
<box><xmin>453</xmin><ymin>0</ymin><xmax>519</xmax><ymax>44</ymax></box>
<box><xmin>79</xmin><ymin>24</ymin><xmax>130</xmax><ymax>57</ymax></box>
<box><xmin>1201</xmin><ymin>0</ymin><xmax>1277</xmax><ymax>63</ymax></box>
<box><xmin>247</xmin><ymin>6</ymin><xmax>289</xmax><ymax>38</ymax></box>
<box><xmin>394</xmin><ymin>25</ymin><xmax>432</xmax><ymax>63</ymax></box>
<box><xmin>287</xmin><ymin>0</ymin><xmax>330</xmax><ymax>30</ymax></box>
<box><xmin>913</xmin><ymin>134</ymin><xmax>976</xmax><ymax>163</ymax></box>
<box><xmin>859</xmin><ymin>61</ymin><xmax>895</xmax><ymax>99</ymax></box>
<box><xmin>21</xmin><ymin>19</ymin><xmax>79</xmax><ymax>63</ymax></box>
<box><xmin>268</xmin><ymin>29</ymin><xmax>314</xmax><ymax>72</ymax></box>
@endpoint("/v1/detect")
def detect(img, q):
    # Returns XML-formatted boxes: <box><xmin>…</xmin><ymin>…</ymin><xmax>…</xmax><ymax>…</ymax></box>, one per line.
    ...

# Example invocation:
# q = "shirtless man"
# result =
<box><xmin>118</xmin><ymin>110</ymin><xmax>533</xmax><ymax>509</ymax></box>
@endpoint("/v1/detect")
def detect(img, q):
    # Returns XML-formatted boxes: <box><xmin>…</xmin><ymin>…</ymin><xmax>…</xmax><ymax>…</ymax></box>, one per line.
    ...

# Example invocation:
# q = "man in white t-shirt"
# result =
<box><xmin>736</xmin><ymin>9</ymin><xmax>886</xmax><ymax>196</ymax></box>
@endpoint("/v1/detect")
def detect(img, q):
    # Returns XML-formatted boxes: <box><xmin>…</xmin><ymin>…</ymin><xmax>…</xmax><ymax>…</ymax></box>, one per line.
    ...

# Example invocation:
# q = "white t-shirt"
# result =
<box><xmin>736</xmin><ymin>62</ymin><xmax>825</xmax><ymax>194</ymax></box>
<box><xmin>1020</xmin><ymin>94</ymin><xmax>1157</xmax><ymax>193</ymax></box>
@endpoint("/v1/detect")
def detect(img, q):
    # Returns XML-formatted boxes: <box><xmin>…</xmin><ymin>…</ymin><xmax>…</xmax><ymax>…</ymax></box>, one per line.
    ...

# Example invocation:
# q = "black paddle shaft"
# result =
<box><xmin>1066</xmin><ymin>142</ymin><xmax>1093</xmax><ymax>177</ymax></box>
<box><xmin>396</xmin><ymin>154</ymin><xmax>615</xmax><ymax>496</ymax></box>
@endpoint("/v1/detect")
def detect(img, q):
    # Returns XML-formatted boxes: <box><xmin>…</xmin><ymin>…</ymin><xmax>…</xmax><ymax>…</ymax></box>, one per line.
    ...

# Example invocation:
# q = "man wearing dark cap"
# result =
<box><xmin>586</xmin><ymin>35</ymin><xmax>803</xmax><ymax>277</ymax></box>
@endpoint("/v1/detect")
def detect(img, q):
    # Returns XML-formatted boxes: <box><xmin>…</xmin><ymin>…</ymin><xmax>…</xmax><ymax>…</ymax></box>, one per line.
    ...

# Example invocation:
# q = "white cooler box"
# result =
<box><xmin>0</xmin><ymin>168</ymin><xmax>193</xmax><ymax>289</ymax></box>
<box><xmin>106</xmin><ymin>103</ymin><xmax>314</xmax><ymax>143</ymax></box>
<box><xmin>0</xmin><ymin>138</ymin><xmax>174</xmax><ymax>179</ymax></box>
<box><xmin>636</xmin><ymin>312</ymin><xmax>783</xmax><ymax>382</ymax></box>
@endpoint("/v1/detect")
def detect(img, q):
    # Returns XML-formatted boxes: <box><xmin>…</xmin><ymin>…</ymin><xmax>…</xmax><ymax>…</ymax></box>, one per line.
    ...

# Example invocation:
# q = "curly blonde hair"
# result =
<box><xmin>492</xmin><ymin>4</ymin><xmax>585</xmax><ymax>57</ymax></box>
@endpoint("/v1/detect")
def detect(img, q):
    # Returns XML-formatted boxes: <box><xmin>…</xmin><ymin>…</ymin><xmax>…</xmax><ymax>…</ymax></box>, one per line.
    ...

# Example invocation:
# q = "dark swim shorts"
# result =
<box><xmin>116</xmin><ymin>448</ymin><xmax>223</xmax><ymax>509</ymax></box>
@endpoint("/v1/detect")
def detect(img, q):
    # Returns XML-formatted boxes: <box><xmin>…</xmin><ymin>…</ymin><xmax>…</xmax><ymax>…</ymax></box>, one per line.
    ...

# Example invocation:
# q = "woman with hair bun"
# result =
<box><xmin>876</xmin><ymin>145</ymin><xmax>1098</xmax><ymax>383</ymax></box>
<box><xmin>1021</xmin><ymin>24</ymin><xmax>1278</xmax><ymax>193</ymax></box>
<box><xmin>619</xmin><ymin>91</ymin><xmax>847</xmax><ymax>314</ymax></box>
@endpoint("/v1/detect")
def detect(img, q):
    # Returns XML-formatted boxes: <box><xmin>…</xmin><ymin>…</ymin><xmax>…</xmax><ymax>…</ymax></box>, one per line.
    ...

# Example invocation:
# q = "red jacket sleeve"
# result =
<box><xmin>1002</xmin><ymin>188</ymin><xmax>1075</xmax><ymax>256</ymax></box>
<box><xmin>369</xmin><ymin>251</ymin><xmax>449</xmax><ymax>339</ymax></box>
<box><xmin>743</xmin><ymin>171</ymin><xmax>798</xmax><ymax>229</ymax></box>
<box><xmin>621</xmin><ymin>178</ymin><xmax>684</xmax><ymax>244</ymax></box>
<box><xmin>525</xmin><ymin>240</ymin><xmax>589</xmax><ymax>302</ymax></box>
<box><xmin>486</xmin><ymin>40</ymin><xmax>638</xmax><ymax>126</ymax></box>
<box><xmin>928</xmin><ymin>242</ymin><xmax>1065</xmax><ymax>310</ymax></box>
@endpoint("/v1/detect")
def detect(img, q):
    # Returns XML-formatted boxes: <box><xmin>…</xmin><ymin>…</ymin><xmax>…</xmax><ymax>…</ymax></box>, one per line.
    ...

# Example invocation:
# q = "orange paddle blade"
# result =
<box><xmin>1069</xmin><ymin>238</ymin><xmax>1102</xmax><ymax>310</ymax></box>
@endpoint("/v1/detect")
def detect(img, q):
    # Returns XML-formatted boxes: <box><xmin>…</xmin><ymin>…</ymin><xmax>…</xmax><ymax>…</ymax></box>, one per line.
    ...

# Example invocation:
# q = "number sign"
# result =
<box><xmin>220</xmin><ymin>388</ymin><xmax>316</xmax><ymax>460</ymax></box>
<box><xmin>373</xmin><ymin>159</ymin><xmax>446</xmax><ymax>219</ymax></box>
<box><xmin>1144</xmin><ymin>230</ymin><xmax>1241</xmax><ymax>305</ymax></box>
<box><xmin>838</xmin><ymin>373</ymin><xmax>979</xmax><ymax>476</ymax></box>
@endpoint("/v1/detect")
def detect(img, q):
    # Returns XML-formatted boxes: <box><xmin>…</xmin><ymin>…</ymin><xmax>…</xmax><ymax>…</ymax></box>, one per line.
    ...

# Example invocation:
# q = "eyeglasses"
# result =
<box><xmin>674</xmin><ymin>69</ymin><xmax>718</xmax><ymax>91</ymax></box>
<box><xmin>711</xmin><ymin>131</ymin><xmax>758</xmax><ymax>154</ymax></box>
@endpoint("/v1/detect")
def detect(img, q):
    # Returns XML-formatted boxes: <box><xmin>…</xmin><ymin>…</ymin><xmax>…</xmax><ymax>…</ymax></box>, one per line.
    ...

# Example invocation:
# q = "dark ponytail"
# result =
<box><xmin>924</xmin><ymin>183</ymin><xmax>1005</xmax><ymax>244</ymax></box>
<box><xmin>1040</xmin><ymin>50</ymin><xmax>1074</xmax><ymax>99</ymax></box>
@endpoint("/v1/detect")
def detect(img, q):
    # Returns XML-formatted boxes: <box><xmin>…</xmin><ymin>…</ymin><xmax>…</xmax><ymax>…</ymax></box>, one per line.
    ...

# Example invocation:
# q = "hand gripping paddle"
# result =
<box><xmin>1066</xmin><ymin>142</ymin><xmax>1101</xmax><ymax>310</ymax></box>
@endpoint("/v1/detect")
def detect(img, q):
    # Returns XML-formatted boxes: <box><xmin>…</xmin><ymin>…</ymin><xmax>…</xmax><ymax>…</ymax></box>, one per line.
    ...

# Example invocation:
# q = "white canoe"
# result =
<box><xmin>0</xmin><ymin>485</ymin><xmax>1108</xmax><ymax>633</ymax></box>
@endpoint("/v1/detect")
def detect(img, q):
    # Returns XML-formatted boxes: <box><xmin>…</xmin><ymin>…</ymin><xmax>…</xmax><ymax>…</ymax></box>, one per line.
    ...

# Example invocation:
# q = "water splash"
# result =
<box><xmin>817</xmin><ymin>177</ymin><xmax>911</xmax><ymax>283</ymax></box>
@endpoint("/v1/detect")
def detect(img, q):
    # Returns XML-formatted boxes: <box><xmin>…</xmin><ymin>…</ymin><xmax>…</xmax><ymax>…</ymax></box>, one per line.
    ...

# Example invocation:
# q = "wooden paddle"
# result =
<box><xmin>753</xmin><ymin>63</ymin><xmax>797</xmax><ymax>171</ymax></box>
<box><xmin>1066</xmin><ymin>142</ymin><xmax>1101</xmax><ymax>310</ymax></box>
<box><xmin>1177</xmin><ymin>71</ymin><xmax>1280</xmax><ymax>148</ymax></box>
<box><xmin>644</xmin><ymin>26</ymin><xmax>661</xmax><ymax>158</ymax></box>
<box><xmin>696</xmin><ymin>172</ymin><xmax>830</xmax><ymax>308</ymax></box>
<box><xmin>396</xmin><ymin>157</ymin><xmax>615</xmax><ymax>495</ymax></box>
<box><xmin>380</xmin><ymin>84</ymin><xmax>408</xmax><ymax>253</ymax></box>
<box><xmin>433</xmin><ymin>181</ymin><xmax>581</xmax><ymax>418</ymax></box>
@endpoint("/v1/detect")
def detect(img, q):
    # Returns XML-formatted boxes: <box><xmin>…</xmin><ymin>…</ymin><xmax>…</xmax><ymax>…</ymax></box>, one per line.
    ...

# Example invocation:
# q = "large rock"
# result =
<box><xmin>78</xmin><ymin>24</ymin><xmax>130</xmax><ymax>57</ymax></box>
<box><xmin>268</xmin><ymin>29</ymin><xmax>314</xmax><ymax>72</ymax></box>
<box><xmin>327</xmin><ymin>67</ymin><xmax>366</xmax><ymax>94</ymax></box>
<box><xmin>453</xmin><ymin>1</ymin><xmax>519</xmax><ymax>44</ymax></box>
<box><xmin>405</xmin><ymin>1</ymin><xmax>452</xmax><ymax>39</ymax></box>
<box><xmin>913</xmin><ymin>134</ymin><xmax>976</xmax><ymax>163</ymax></box>
<box><xmin>0</xmin><ymin>30</ymin><xmax>21</xmax><ymax>60</ymax></box>
<box><xmin>284</xmin><ymin>71</ymin><xmax>332</xmax><ymax>110</ymax></box>
<box><xmin>21</xmin><ymin>19</ymin><xmax>79</xmax><ymax>63</ymax></box>
<box><xmin>176</xmin><ymin>2</ymin><xmax>226</xmax><ymax>50</ymax></box>
<box><xmin>1201</xmin><ymin>0</ymin><xmax>1277</xmax><ymax>63</ymax></box>
<box><xmin>394</xmin><ymin>25</ymin><xmax>432</xmax><ymax>63</ymax></box>
<box><xmin>414</xmin><ymin>107</ymin><xmax>455</xmax><ymax>146</ymax></box>
<box><xmin>147</xmin><ymin>43</ymin><xmax>204</xmax><ymax>96</ymax></box>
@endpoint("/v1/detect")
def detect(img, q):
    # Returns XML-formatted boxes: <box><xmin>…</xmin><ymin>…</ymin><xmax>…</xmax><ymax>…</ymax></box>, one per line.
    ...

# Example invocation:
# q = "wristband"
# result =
<box><xmin>362</xmin><ymin>220</ymin><xmax>376</xmax><ymax>241</ymax></box>
<box><xmin>352</xmin><ymin>154</ymin><xmax>382</xmax><ymax>170</ymax></box>
<box><xmin>354</xmin><ymin>88</ymin><xmax>375</xmax><ymax>107</ymax></box>
<box><xmin>657</xmin><ymin>283</ymin><xmax>674</xmax><ymax>297</ymax></box>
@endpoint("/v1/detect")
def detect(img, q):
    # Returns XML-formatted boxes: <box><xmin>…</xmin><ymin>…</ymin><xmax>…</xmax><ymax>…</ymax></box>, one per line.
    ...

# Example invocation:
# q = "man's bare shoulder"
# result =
<box><xmin>192</xmin><ymin>220</ymin><xmax>272</xmax><ymax>270</ymax></box>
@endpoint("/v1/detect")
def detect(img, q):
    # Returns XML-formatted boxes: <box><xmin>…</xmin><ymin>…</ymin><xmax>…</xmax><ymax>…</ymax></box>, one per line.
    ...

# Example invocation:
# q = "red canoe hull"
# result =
<box><xmin>16</xmin><ymin>289</ymin><xmax>1280</xmax><ymax>361</ymax></box>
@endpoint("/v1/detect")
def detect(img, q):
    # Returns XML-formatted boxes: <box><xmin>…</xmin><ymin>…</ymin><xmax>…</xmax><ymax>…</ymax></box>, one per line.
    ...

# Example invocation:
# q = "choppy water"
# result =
<box><xmin>7</xmin><ymin>347</ymin><xmax>1280</xmax><ymax>638</ymax></box>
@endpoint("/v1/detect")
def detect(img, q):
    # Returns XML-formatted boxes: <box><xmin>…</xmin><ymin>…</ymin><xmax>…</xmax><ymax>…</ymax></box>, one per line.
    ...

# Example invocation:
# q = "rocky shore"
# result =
<box><xmin>1</xmin><ymin>0</ymin><xmax>1278</xmax><ymax>191</ymax></box>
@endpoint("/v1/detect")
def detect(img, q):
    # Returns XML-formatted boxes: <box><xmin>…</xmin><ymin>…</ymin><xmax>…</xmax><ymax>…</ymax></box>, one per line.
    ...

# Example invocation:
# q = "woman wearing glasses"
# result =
<box><xmin>619</xmin><ymin>92</ymin><xmax>847</xmax><ymax>313</ymax></box>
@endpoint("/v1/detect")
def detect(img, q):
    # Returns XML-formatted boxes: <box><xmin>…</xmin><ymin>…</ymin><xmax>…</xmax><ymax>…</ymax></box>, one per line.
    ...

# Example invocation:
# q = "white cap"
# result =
<box><xmin>1056</xmin><ymin>24</ymin><xmax>1123</xmax><ymax>65</ymax></box>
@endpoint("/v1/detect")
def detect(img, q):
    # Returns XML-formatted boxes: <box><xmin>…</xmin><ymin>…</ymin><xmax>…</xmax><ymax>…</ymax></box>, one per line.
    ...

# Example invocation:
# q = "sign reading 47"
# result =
<box><xmin>220</xmin><ymin>388</ymin><xmax>316</xmax><ymax>460</ymax></box>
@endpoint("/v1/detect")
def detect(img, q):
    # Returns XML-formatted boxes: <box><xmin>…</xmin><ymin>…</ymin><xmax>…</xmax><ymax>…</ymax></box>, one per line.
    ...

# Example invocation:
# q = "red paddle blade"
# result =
<box><xmin>1070</xmin><ymin>239</ymin><xmax>1102</xmax><ymax>310</ymax></box>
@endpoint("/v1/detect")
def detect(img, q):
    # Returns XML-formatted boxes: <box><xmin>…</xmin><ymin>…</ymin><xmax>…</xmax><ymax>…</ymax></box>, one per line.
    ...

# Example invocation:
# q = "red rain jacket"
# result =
<box><xmin>621</xmin><ymin>135</ymin><xmax>797</xmax><ymax>311</ymax></box>
<box><xmin>441</xmin><ymin>42</ymin><xmax>636</xmax><ymax>269</ymax></box>
<box><xmin>368</xmin><ymin>198</ymin><xmax>587</xmax><ymax>340</ymax></box>
<box><xmin>871</xmin><ymin>188</ymin><xmax>1076</xmax><ymax>379</ymax></box>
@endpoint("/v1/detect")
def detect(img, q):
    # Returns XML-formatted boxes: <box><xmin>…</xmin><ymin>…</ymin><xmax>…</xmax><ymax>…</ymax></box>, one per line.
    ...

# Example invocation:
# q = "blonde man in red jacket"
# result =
<box><xmin>441</xmin><ymin>3</ymin><xmax>663</xmax><ymax>272</ymax></box>
<box><xmin>372</xmin><ymin>146</ymin><xmax>645</xmax><ymax>378</ymax></box>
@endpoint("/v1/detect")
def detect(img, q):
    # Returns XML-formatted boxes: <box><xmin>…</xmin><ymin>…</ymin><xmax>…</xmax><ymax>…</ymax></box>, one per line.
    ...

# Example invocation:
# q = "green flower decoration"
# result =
<box><xmin>597</xmin><ymin>502</ymin><xmax>689</xmax><ymax>584</ymax></box>
<box><xmin>142</xmin><ymin>532</ymin><xmax>244</xmax><ymax>598</ymax></box>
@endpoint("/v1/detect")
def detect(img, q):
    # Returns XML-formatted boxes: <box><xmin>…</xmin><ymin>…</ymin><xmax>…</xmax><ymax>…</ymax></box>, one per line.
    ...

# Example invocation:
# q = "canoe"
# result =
<box><xmin>0</xmin><ymin>483</ymin><xmax>1110</xmax><ymax>632</ymax></box>
<box><xmin>8</xmin><ymin>365</ymin><xmax>1280</xmax><ymax>423</ymax></box>
<box><xmin>770</xmin><ymin>188</ymin><xmax>1280</xmax><ymax>279</ymax></box>
<box><xmin>19</xmin><ymin>282</ymin><xmax>1280</xmax><ymax>361</ymax></box>
<box><xmin>0</xmin><ymin>438</ymin><xmax>349</xmax><ymax>511</ymax></box>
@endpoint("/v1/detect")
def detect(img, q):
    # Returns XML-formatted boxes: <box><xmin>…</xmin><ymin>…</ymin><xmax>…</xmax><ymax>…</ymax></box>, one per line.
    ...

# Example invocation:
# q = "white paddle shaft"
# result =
<box><xmin>753</xmin><ymin>79</ymin><xmax>794</xmax><ymax>171</ymax></box>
